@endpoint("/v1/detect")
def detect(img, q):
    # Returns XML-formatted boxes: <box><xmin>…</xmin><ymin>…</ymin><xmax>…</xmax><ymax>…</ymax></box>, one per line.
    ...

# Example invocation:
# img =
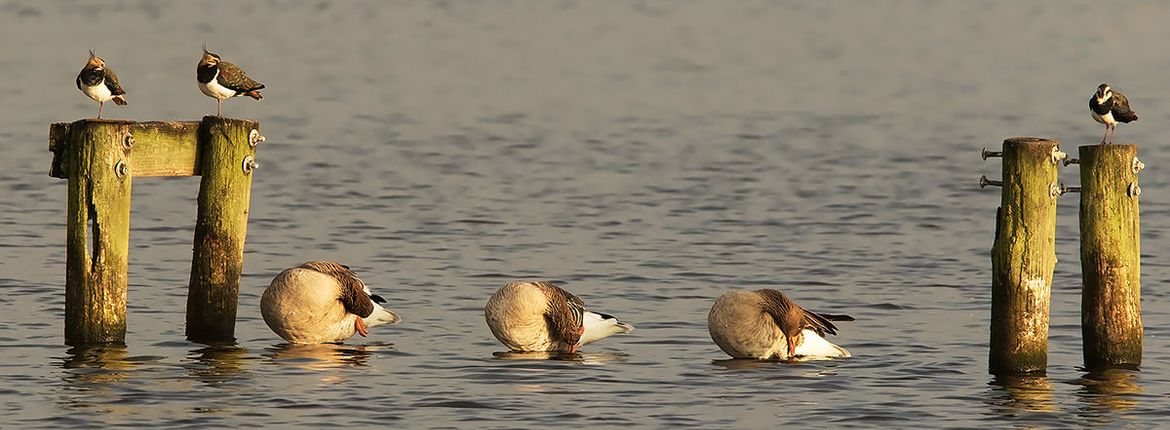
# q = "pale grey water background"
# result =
<box><xmin>2</xmin><ymin>1</ymin><xmax>1170</xmax><ymax>428</ymax></box>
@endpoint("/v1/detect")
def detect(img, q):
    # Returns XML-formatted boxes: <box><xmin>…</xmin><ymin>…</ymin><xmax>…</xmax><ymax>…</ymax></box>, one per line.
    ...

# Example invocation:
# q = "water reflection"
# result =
<box><xmin>987</xmin><ymin>374</ymin><xmax>1056</xmax><ymax>413</ymax></box>
<box><xmin>1074</xmin><ymin>368</ymin><xmax>1142</xmax><ymax>413</ymax></box>
<box><xmin>60</xmin><ymin>344</ymin><xmax>135</xmax><ymax>385</ymax></box>
<box><xmin>492</xmin><ymin>350</ymin><xmax>629</xmax><ymax>365</ymax></box>
<box><xmin>186</xmin><ymin>342</ymin><xmax>250</xmax><ymax>383</ymax></box>
<box><xmin>264</xmin><ymin>343</ymin><xmax>377</xmax><ymax>371</ymax></box>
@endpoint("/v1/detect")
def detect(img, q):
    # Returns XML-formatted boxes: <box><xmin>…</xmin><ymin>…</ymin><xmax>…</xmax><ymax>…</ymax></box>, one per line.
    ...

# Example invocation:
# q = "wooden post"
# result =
<box><xmin>51</xmin><ymin>118</ymin><xmax>261</xmax><ymax>346</ymax></box>
<box><xmin>56</xmin><ymin>119</ymin><xmax>134</xmax><ymax>346</ymax></box>
<box><xmin>988</xmin><ymin>137</ymin><xmax>1060</xmax><ymax>374</ymax></box>
<box><xmin>186</xmin><ymin>116</ymin><xmax>259</xmax><ymax>342</ymax></box>
<box><xmin>1079</xmin><ymin>144</ymin><xmax>1142</xmax><ymax>370</ymax></box>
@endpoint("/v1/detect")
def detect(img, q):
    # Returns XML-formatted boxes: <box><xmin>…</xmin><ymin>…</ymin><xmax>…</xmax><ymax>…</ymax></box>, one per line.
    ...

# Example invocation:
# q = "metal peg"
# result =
<box><xmin>1059</xmin><ymin>183</ymin><xmax>1080</xmax><ymax>195</ymax></box>
<box><xmin>1051</xmin><ymin>147</ymin><xmax>1067</xmax><ymax>164</ymax></box>
<box><xmin>122</xmin><ymin>132</ymin><xmax>134</xmax><ymax>150</ymax></box>
<box><xmin>982</xmin><ymin>147</ymin><xmax>1002</xmax><ymax>160</ymax></box>
<box><xmin>1064</xmin><ymin>157</ymin><xmax>1079</xmax><ymax>167</ymax></box>
<box><xmin>249</xmin><ymin>129</ymin><xmax>265</xmax><ymax>147</ymax></box>
<box><xmin>242</xmin><ymin>155</ymin><xmax>258</xmax><ymax>174</ymax></box>
<box><xmin>1129</xmin><ymin>182</ymin><xmax>1141</xmax><ymax>198</ymax></box>
<box><xmin>979</xmin><ymin>175</ymin><xmax>1002</xmax><ymax>188</ymax></box>
<box><xmin>1133</xmin><ymin>157</ymin><xmax>1145</xmax><ymax>174</ymax></box>
<box><xmin>115</xmin><ymin>159</ymin><xmax>128</xmax><ymax>178</ymax></box>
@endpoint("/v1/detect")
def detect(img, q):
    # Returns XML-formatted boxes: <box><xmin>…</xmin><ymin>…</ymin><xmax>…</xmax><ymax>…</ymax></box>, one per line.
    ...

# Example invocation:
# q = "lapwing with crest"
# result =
<box><xmin>197</xmin><ymin>45</ymin><xmax>265</xmax><ymax>116</ymax></box>
<box><xmin>1089</xmin><ymin>83</ymin><xmax>1138</xmax><ymax>145</ymax></box>
<box><xmin>76</xmin><ymin>50</ymin><xmax>127</xmax><ymax>119</ymax></box>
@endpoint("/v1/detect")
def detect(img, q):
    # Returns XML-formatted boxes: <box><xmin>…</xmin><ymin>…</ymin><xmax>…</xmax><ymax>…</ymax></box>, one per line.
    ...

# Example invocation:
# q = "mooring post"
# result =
<box><xmin>987</xmin><ymin>137</ymin><xmax>1062</xmax><ymax>374</ymax></box>
<box><xmin>186</xmin><ymin>116</ymin><xmax>260</xmax><ymax>342</ymax></box>
<box><xmin>55</xmin><ymin>119</ymin><xmax>134</xmax><ymax>346</ymax></box>
<box><xmin>1078</xmin><ymin>144</ymin><xmax>1142</xmax><ymax>370</ymax></box>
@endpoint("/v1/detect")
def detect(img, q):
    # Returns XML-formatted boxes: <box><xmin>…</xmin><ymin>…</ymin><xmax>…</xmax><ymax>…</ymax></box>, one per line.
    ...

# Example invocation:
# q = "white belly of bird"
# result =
<box><xmin>199</xmin><ymin>70</ymin><xmax>238</xmax><ymax>100</ymax></box>
<box><xmin>1092</xmin><ymin>110</ymin><xmax>1116</xmax><ymax>126</ymax></box>
<box><xmin>82</xmin><ymin>80</ymin><xmax>114</xmax><ymax>102</ymax></box>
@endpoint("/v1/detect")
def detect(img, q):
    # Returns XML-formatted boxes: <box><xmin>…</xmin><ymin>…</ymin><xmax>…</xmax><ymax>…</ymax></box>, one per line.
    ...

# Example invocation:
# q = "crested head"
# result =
<box><xmin>85</xmin><ymin>49</ymin><xmax>104</xmax><ymax>69</ymax></box>
<box><xmin>1096</xmin><ymin>83</ymin><xmax>1112</xmax><ymax>99</ymax></box>
<box><xmin>200</xmin><ymin>44</ymin><xmax>220</xmax><ymax>66</ymax></box>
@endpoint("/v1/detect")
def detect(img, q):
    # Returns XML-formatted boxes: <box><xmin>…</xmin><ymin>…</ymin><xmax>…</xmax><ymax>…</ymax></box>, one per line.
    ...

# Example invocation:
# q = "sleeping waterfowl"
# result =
<box><xmin>261</xmin><ymin>261</ymin><xmax>401</xmax><ymax>344</ymax></box>
<box><xmin>484</xmin><ymin>281</ymin><xmax>634</xmax><ymax>353</ymax></box>
<box><xmin>708</xmin><ymin>289</ymin><xmax>853</xmax><ymax>360</ymax></box>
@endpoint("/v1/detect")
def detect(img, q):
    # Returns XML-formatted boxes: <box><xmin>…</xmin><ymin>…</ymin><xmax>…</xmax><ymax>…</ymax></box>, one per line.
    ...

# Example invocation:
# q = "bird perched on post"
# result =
<box><xmin>197</xmin><ymin>45</ymin><xmax>265</xmax><ymax>116</ymax></box>
<box><xmin>708</xmin><ymin>289</ymin><xmax>853</xmax><ymax>360</ymax></box>
<box><xmin>76</xmin><ymin>50</ymin><xmax>127</xmax><ymax>119</ymax></box>
<box><xmin>1089</xmin><ymin>83</ymin><xmax>1138</xmax><ymax>145</ymax></box>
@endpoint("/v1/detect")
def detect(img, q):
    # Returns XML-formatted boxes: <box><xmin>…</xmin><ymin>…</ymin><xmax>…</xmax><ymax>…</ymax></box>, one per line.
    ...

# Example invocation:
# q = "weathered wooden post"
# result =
<box><xmin>186</xmin><ymin>116</ymin><xmax>260</xmax><ymax>342</ymax></box>
<box><xmin>983</xmin><ymin>137</ymin><xmax>1064</xmax><ymax>374</ymax></box>
<box><xmin>1078</xmin><ymin>144</ymin><xmax>1143</xmax><ymax>370</ymax></box>
<box><xmin>53</xmin><ymin>120</ymin><xmax>134</xmax><ymax>346</ymax></box>
<box><xmin>50</xmin><ymin>116</ymin><xmax>261</xmax><ymax>346</ymax></box>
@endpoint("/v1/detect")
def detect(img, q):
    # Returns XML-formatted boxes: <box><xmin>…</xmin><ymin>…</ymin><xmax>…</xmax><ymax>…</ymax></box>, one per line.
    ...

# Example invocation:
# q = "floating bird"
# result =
<box><xmin>197</xmin><ymin>46</ymin><xmax>265</xmax><ymax>116</ymax></box>
<box><xmin>485</xmin><ymin>281</ymin><xmax>634</xmax><ymax>353</ymax></box>
<box><xmin>1090</xmin><ymin>83</ymin><xmax>1138</xmax><ymax>145</ymax></box>
<box><xmin>261</xmin><ymin>261</ymin><xmax>401</xmax><ymax>344</ymax></box>
<box><xmin>708</xmin><ymin>289</ymin><xmax>853</xmax><ymax>360</ymax></box>
<box><xmin>76</xmin><ymin>50</ymin><xmax>127</xmax><ymax>119</ymax></box>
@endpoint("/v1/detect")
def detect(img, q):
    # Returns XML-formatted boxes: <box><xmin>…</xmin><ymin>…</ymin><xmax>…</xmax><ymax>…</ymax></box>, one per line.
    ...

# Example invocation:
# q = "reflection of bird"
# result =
<box><xmin>76</xmin><ymin>50</ymin><xmax>127</xmax><ymax>119</ymax></box>
<box><xmin>708</xmin><ymin>289</ymin><xmax>853</xmax><ymax>360</ymax></box>
<box><xmin>485</xmin><ymin>281</ymin><xmax>634</xmax><ymax>353</ymax></box>
<box><xmin>261</xmin><ymin>261</ymin><xmax>401</xmax><ymax>344</ymax></box>
<box><xmin>197</xmin><ymin>45</ymin><xmax>265</xmax><ymax>116</ymax></box>
<box><xmin>1090</xmin><ymin>83</ymin><xmax>1138</xmax><ymax>145</ymax></box>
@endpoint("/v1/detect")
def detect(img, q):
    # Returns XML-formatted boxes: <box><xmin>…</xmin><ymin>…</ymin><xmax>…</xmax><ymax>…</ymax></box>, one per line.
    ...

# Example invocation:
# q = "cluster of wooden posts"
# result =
<box><xmin>48</xmin><ymin>116</ymin><xmax>262</xmax><ymax>346</ymax></box>
<box><xmin>982</xmin><ymin>137</ymin><xmax>1143</xmax><ymax>374</ymax></box>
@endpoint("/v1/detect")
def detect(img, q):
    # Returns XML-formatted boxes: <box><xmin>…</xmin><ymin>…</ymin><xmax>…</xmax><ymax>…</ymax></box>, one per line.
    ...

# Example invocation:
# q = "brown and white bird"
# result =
<box><xmin>197</xmin><ymin>46</ymin><xmax>265</xmax><ymax>116</ymax></box>
<box><xmin>261</xmin><ymin>261</ymin><xmax>401</xmax><ymax>344</ymax></box>
<box><xmin>76</xmin><ymin>50</ymin><xmax>127</xmax><ymax>119</ymax></box>
<box><xmin>484</xmin><ymin>281</ymin><xmax>634</xmax><ymax>353</ymax></box>
<box><xmin>1090</xmin><ymin>83</ymin><xmax>1138</xmax><ymax>145</ymax></box>
<box><xmin>708</xmin><ymin>289</ymin><xmax>853</xmax><ymax>360</ymax></box>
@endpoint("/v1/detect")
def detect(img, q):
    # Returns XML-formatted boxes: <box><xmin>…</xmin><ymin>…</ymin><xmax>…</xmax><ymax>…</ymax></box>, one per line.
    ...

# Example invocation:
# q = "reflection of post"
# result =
<box><xmin>62</xmin><ymin>345</ymin><xmax>134</xmax><ymax>384</ymax></box>
<box><xmin>988</xmin><ymin>374</ymin><xmax>1055</xmax><ymax>413</ymax></box>
<box><xmin>189</xmin><ymin>344</ymin><xmax>249</xmax><ymax>382</ymax></box>
<box><xmin>1076</xmin><ymin>369</ymin><xmax>1142</xmax><ymax>413</ymax></box>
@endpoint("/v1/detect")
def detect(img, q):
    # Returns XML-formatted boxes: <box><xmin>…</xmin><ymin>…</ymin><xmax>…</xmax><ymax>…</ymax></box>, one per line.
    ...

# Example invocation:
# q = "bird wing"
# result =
<box><xmin>756</xmin><ymin>289</ymin><xmax>849</xmax><ymax>337</ymax></box>
<box><xmin>300</xmin><ymin>260</ymin><xmax>375</xmax><ymax>318</ymax></box>
<box><xmin>103</xmin><ymin>68</ymin><xmax>126</xmax><ymax>96</ymax></box>
<box><xmin>216</xmin><ymin>61</ymin><xmax>266</xmax><ymax>93</ymax></box>
<box><xmin>1110</xmin><ymin>92</ymin><xmax>1139</xmax><ymax>123</ymax></box>
<box><xmin>532</xmin><ymin>281</ymin><xmax>585</xmax><ymax>345</ymax></box>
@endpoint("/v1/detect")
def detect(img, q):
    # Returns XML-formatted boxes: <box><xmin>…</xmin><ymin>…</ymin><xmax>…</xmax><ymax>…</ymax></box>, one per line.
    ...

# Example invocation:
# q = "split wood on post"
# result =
<box><xmin>1077</xmin><ymin>144</ymin><xmax>1143</xmax><ymax>370</ymax></box>
<box><xmin>49</xmin><ymin>116</ymin><xmax>261</xmax><ymax>346</ymax></box>
<box><xmin>986</xmin><ymin>137</ymin><xmax>1061</xmax><ymax>375</ymax></box>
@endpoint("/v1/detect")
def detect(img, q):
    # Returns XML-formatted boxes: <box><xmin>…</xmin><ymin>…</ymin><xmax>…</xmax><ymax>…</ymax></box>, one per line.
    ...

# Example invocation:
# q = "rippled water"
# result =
<box><xmin>3</xmin><ymin>1</ymin><xmax>1170</xmax><ymax>428</ymax></box>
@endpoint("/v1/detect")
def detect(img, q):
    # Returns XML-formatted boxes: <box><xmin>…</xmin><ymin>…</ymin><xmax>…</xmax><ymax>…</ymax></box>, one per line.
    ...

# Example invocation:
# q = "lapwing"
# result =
<box><xmin>76</xmin><ymin>50</ymin><xmax>127</xmax><ymax>119</ymax></box>
<box><xmin>197</xmin><ymin>46</ymin><xmax>265</xmax><ymax>116</ymax></box>
<box><xmin>1089</xmin><ymin>83</ymin><xmax>1138</xmax><ymax>145</ymax></box>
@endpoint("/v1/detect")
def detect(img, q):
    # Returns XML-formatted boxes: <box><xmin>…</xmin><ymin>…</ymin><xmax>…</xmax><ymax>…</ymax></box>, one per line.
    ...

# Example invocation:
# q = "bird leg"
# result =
<box><xmin>1101</xmin><ymin>126</ymin><xmax>1108</xmax><ymax>145</ymax></box>
<box><xmin>355</xmin><ymin>317</ymin><xmax>369</xmax><ymax>337</ymax></box>
<box><xmin>97</xmin><ymin>101</ymin><xmax>104</xmax><ymax>119</ymax></box>
<box><xmin>1109</xmin><ymin>124</ymin><xmax>1116</xmax><ymax>145</ymax></box>
<box><xmin>216</xmin><ymin>100</ymin><xmax>222</xmax><ymax>117</ymax></box>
